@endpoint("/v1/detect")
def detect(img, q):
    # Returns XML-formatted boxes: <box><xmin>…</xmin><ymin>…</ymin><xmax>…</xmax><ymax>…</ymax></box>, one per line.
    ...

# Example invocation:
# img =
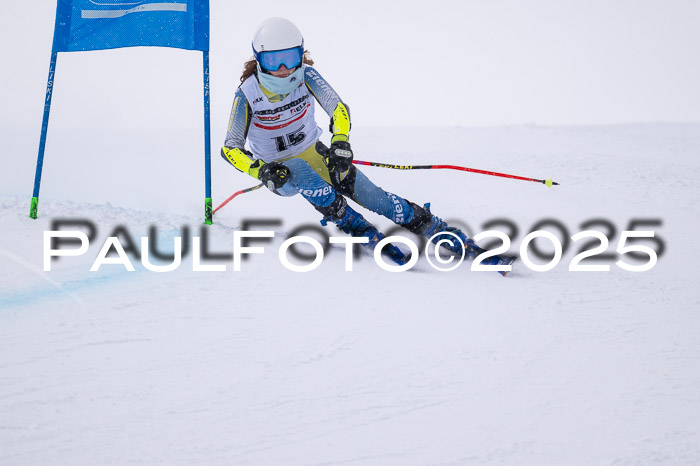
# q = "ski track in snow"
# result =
<box><xmin>1</xmin><ymin>124</ymin><xmax>700</xmax><ymax>465</ymax></box>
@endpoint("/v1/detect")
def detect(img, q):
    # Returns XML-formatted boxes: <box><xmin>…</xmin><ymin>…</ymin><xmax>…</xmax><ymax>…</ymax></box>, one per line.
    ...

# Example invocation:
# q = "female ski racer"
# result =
<box><xmin>221</xmin><ymin>17</ymin><xmax>514</xmax><ymax>271</ymax></box>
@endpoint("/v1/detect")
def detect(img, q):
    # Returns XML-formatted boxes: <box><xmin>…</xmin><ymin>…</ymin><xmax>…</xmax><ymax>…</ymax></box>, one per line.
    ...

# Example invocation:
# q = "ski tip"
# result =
<box><xmin>382</xmin><ymin>246</ymin><xmax>412</xmax><ymax>266</ymax></box>
<box><xmin>498</xmin><ymin>256</ymin><xmax>517</xmax><ymax>277</ymax></box>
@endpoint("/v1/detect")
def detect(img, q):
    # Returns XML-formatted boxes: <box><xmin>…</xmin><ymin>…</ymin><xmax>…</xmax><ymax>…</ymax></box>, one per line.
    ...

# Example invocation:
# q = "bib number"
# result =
<box><xmin>274</xmin><ymin>125</ymin><xmax>306</xmax><ymax>152</ymax></box>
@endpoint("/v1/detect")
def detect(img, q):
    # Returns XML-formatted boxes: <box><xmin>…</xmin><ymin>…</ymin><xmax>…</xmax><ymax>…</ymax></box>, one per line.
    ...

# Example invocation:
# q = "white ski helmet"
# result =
<box><xmin>252</xmin><ymin>18</ymin><xmax>304</xmax><ymax>71</ymax></box>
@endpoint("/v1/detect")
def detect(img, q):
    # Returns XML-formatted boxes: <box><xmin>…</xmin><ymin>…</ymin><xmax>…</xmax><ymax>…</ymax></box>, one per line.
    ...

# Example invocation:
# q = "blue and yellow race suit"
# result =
<box><xmin>221</xmin><ymin>65</ymin><xmax>415</xmax><ymax>225</ymax></box>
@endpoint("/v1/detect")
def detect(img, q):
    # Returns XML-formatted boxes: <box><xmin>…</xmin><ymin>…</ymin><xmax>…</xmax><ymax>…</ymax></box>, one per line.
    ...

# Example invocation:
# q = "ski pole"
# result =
<box><xmin>213</xmin><ymin>183</ymin><xmax>264</xmax><ymax>215</ymax></box>
<box><xmin>352</xmin><ymin>160</ymin><xmax>559</xmax><ymax>187</ymax></box>
<box><xmin>214</xmin><ymin>159</ymin><xmax>557</xmax><ymax>215</ymax></box>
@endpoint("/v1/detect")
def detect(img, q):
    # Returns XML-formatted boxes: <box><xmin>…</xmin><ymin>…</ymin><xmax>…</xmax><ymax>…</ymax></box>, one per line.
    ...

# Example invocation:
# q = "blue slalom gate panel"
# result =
<box><xmin>52</xmin><ymin>0</ymin><xmax>209</xmax><ymax>52</ymax></box>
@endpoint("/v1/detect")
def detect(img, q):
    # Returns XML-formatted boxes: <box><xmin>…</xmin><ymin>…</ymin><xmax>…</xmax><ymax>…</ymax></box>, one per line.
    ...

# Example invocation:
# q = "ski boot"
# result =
<box><xmin>320</xmin><ymin>197</ymin><xmax>411</xmax><ymax>266</ymax></box>
<box><xmin>404</xmin><ymin>202</ymin><xmax>516</xmax><ymax>275</ymax></box>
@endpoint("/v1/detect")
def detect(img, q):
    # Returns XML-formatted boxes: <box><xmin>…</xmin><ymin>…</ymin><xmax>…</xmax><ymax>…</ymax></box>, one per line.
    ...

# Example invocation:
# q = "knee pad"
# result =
<box><xmin>403</xmin><ymin>202</ymin><xmax>433</xmax><ymax>234</ymax></box>
<box><xmin>314</xmin><ymin>193</ymin><xmax>348</xmax><ymax>219</ymax></box>
<box><xmin>316</xmin><ymin>141</ymin><xmax>357</xmax><ymax>196</ymax></box>
<box><xmin>334</xmin><ymin>166</ymin><xmax>357</xmax><ymax>197</ymax></box>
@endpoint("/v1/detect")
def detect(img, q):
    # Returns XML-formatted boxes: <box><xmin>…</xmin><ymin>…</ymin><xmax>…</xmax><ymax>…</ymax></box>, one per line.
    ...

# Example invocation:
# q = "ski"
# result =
<box><xmin>479</xmin><ymin>254</ymin><xmax>517</xmax><ymax>276</ymax></box>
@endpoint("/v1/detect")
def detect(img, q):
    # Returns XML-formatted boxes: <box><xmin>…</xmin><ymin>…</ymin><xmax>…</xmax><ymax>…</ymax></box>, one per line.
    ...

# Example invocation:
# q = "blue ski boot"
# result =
<box><xmin>319</xmin><ymin>197</ymin><xmax>411</xmax><ymax>266</ymax></box>
<box><xmin>404</xmin><ymin>202</ymin><xmax>516</xmax><ymax>275</ymax></box>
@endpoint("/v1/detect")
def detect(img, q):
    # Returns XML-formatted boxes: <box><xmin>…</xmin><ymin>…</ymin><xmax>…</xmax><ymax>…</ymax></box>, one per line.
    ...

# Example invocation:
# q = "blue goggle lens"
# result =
<box><xmin>257</xmin><ymin>46</ymin><xmax>303</xmax><ymax>72</ymax></box>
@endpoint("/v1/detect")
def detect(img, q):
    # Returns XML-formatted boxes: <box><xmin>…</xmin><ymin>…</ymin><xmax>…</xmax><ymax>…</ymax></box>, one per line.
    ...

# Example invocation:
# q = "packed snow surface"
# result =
<box><xmin>1</xmin><ymin>124</ymin><xmax>699</xmax><ymax>464</ymax></box>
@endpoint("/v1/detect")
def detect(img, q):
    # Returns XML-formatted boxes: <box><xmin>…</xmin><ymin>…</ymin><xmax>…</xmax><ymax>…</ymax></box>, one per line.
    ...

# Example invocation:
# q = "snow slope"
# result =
<box><xmin>1</xmin><ymin>124</ymin><xmax>699</xmax><ymax>465</ymax></box>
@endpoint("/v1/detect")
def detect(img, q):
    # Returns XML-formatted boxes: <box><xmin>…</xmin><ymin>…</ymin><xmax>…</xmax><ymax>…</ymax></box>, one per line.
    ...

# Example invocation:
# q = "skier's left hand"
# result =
<box><xmin>327</xmin><ymin>140</ymin><xmax>354</xmax><ymax>175</ymax></box>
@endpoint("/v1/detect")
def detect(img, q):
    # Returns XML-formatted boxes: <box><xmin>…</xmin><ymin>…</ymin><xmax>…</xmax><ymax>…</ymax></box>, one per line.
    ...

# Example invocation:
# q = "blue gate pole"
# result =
<box><xmin>30</xmin><ymin>50</ymin><xmax>58</xmax><ymax>219</ymax></box>
<box><xmin>203</xmin><ymin>50</ymin><xmax>213</xmax><ymax>224</ymax></box>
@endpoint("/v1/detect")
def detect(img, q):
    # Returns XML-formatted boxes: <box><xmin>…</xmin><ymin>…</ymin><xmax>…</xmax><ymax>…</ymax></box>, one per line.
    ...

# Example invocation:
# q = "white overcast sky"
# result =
<box><xmin>1</xmin><ymin>0</ymin><xmax>699</xmax><ymax>133</ymax></box>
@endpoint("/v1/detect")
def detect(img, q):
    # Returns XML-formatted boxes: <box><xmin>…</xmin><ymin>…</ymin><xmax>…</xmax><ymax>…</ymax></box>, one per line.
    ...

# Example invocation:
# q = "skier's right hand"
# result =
<box><xmin>258</xmin><ymin>162</ymin><xmax>290</xmax><ymax>191</ymax></box>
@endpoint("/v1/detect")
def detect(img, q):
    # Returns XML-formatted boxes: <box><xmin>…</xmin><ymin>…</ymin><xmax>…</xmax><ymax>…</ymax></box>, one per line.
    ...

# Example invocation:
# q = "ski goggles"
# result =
<box><xmin>254</xmin><ymin>46</ymin><xmax>304</xmax><ymax>72</ymax></box>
